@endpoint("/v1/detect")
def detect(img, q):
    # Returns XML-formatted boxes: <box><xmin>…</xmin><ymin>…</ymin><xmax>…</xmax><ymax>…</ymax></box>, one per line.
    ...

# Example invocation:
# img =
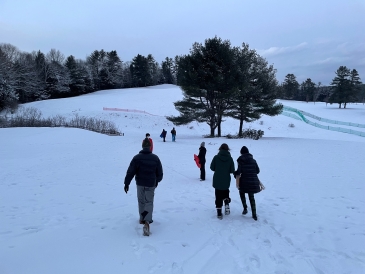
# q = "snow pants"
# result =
<box><xmin>200</xmin><ymin>163</ymin><xmax>205</xmax><ymax>180</ymax></box>
<box><xmin>215</xmin><ymin>189</ymin><xmax>230</xmax><ymax>209</ymax></box>
<box><xmin>172</xmin><ymin>134</ymin><xmax>176</xmax><ymax>142</ymax></box>
<box><xmin>137</xmin><ymin>185</ymin><xmax>155</xmax><ymax>223</ymax></box>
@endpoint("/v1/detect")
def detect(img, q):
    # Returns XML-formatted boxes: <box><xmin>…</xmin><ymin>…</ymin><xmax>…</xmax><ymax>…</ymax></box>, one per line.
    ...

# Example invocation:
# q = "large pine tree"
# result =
<box><xmin>330</xmin><ymin>66</ymin><xmax>362</xmax><ymax>108</ymax></box>
<box><xmin>282</xmin><ymin>74</ymin><xmax>299</xmax><ymax>100</ymax></box>
<box><xmin>226</xmin><ymin>46</ymin><xmax>282</xmax><ymax>136</ymax></box>
<box><xmin>168</xmin><ymin>36</ymin><xmax>236</xmax><ymax>136</ymax></box>
<box><xmin>168</xmin><ymin>37</ymin><xmax>282</xmax><ymax>137</ymax></box>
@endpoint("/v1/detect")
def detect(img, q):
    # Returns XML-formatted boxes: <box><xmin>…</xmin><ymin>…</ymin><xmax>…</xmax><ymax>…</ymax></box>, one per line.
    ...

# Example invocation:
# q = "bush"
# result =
<box><xmin>2</xmin><ymin>107</ymin><xmax>122</xmax><ymax>135</ymax></box>
<box><xmin>226</xmin><ymin>129</ymin><xmax>264</xmax><ymax>140</ymax></box>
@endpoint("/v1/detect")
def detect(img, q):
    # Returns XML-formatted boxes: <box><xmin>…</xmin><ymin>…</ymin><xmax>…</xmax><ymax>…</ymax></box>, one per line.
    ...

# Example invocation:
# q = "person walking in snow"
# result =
<box><xmin>143</xmin><ymin>133</ymin><xmax>153</xmax><ymax>152</ymax></box>
<box><xmin>198</xmin><ymin>142</ymin><xmax>206</xmax><ymax>181</ymax></box>
<box><xmin>210</xmin><ymin>143</ymin><xmax>235</xmax><ymax>220</ymax></box>
<box><xmin>160</xmin><ymin>129</ymin><xmax>167</xmax><ymax>142</ymax></box>
<box><xmin>171</xmin><ymin>127</ymin><xmax>176</xmax><ymax>142</ymax></box>
<box><xmin>124</xmin><ymin>138</ymin><xmax>163</xmax><ymax>236</ymax></box>
<box><xmin>234</xmin><ymin>146</ymin><xmax>260</xmax><ymax>221</ymax></box>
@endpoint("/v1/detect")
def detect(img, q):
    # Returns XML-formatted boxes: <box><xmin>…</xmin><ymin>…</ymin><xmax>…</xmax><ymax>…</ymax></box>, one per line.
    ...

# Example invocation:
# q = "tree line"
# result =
<box><xmin>279</xmin><ymin>69</ymin><xmax>364</xmax><ymax>108</ymax></box>
<box><xmin>1</xmin><ymin>38</ymin><xmax>363</xmax><ymax>134</ymax></box>
<box><xmin>0</xmin><ymin>43</ymin><xmax>177</xmax><ymax>111</ymax></box>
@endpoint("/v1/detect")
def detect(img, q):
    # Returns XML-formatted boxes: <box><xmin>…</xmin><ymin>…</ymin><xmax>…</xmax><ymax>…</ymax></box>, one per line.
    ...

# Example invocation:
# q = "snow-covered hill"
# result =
<box><xmin>1</xmin><ymin>84</ymin><xmax>364</xmax><ymax>274</ymax></box>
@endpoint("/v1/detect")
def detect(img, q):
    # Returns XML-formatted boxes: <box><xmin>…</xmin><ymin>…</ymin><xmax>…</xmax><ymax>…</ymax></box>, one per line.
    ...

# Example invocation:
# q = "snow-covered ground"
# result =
<box><xmin>1</xmin><ymin>84</ymin><xmax>364</xmax><ymax>274</ymax></box>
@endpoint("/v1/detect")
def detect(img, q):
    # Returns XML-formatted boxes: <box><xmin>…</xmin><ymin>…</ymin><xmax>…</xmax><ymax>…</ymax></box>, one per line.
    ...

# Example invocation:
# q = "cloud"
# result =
<box><xmin>258</xmin><ymin>42</ymin><xmax>309</xmax><ymax>57</ymax></box>
<box><xmin>312</xmin><ymin>56</ymin><xmax>350</xmax><ymax>65</ymax></box>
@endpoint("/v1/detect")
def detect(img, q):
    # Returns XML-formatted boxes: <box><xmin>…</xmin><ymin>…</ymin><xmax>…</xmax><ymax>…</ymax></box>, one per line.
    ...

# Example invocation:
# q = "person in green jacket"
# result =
<box><xmin>210</xmin><ymin>143</ymin><xmax>235</xmax><ymax>219</ymax></box>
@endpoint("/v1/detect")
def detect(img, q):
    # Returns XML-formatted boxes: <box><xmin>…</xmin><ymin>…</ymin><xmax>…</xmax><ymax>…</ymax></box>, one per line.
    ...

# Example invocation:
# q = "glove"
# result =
<box><xmin>155</xmin><ymin>181</ymin><xmax>159</xmax><ymax>188</ymax></box>
<box><xmin>124</xmin><ymin>185</ymin><xmax>129</xmax><ymax>193</ymax></box>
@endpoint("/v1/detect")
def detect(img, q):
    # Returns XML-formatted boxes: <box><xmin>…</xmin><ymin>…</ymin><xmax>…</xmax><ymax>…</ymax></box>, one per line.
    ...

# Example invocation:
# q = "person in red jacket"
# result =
<box><xmin>143</xmin><ymin>133</ymin><xmax>153</xmax><ymax>152</ymax></box>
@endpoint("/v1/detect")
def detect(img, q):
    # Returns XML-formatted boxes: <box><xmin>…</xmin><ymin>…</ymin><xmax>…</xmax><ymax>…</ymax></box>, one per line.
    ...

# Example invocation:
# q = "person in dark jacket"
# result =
<box><xmin>234</xmin><ymin>146</ymin><xmax>260</xmax><ymax>221</ymax></box>
<box><xmin>143</xmin><ymin>133</ymin><xmax>153</xmax><ymax>152</ymax></box>
<box><xmin>161</xmin><ymin>129</ymin><xmax>167</xmax><ymax>142</ymax></box>
<box><xmin>210</xmin><ymin>143</ymin><xmax>235</xmax><ymax>219</ymax></box>
<box><xmin>198</xmin><ymin>142</ymin><xmax>206</xmax><ymax>181</ymax></box>
<box><xmin>124</xmin><ymin>138</ymin><xmax>163</xmax><ymax>235</ymax></box>
<box><xmin>171</xmin><ymin>127</ymin><xmax>176</xmax><ymax>142</ymax></box>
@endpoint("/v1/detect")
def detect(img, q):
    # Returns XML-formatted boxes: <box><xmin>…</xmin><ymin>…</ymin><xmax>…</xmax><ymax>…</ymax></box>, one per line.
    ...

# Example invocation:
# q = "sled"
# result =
<box><xmin>194</xmin><ymin>154</ymin><xmax>201</xmax><ymax>168</ymax></box>
<box><xmin>160</xmin><ymin>133</ymin><xmax>163</xmax><ymax>138</ymax></box>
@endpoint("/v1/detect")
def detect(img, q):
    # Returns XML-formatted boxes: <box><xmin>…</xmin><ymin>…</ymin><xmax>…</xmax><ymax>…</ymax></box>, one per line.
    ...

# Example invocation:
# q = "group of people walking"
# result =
<box><xmin>124</xmin><ymin>131</ymin><xmax>262</xmax><ymax>236</ymax></box>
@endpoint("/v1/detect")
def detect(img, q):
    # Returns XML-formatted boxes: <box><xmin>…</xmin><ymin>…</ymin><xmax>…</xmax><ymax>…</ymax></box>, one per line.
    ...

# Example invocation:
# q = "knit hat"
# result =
<box><xmin>240</xmin><ymin>146</ymin><xmax>249</xmax><ymax>154</ymax></box>
<box><xmin>142</xmin><ymin>138</ymin><xmax>151</xmax><ymax>148</ymax></box>
<box><xmin>146</xmin><ymin>133</ymin><xmax>150</xmax><ymax>137</ymax></box>
<box><xmin>201</xmin><ymin>142</ymin><xmax>205</xmax><ymax>147</ymax></box>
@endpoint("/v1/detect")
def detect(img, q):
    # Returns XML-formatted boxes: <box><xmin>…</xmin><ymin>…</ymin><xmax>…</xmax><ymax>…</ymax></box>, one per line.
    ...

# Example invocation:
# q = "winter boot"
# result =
<box><xmin>143</xmin><ymin>221</ymin><xmax>150</xmax><ymax>236</ymax></box>
<box><xmin>217</xmin><ymin>208</ymin><xmax>223</xmax><ymax>220</ymax></box>
<box><xmin>242</xmin><ymin>208</ymin><xmax>248</xmax><ymax>215</ymax></box>
<box><xmin>224</xmin><ymin>198</ymin><xmax>230</xmax><ymax>215</ymax></box>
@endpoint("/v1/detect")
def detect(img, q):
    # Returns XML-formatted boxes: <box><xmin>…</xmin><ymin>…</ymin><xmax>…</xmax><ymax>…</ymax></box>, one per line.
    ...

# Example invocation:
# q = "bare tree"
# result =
<box><xmin>46</xmin><ymin>49</ymin><xmax>65</xmax><ymax>64</ymax></box>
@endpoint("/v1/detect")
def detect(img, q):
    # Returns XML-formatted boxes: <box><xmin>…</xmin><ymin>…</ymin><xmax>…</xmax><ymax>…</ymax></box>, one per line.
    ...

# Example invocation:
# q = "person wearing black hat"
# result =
<box><xmin>124</xmin><ymin>138</ymin><xmax>163</xmax><ymax>236</ymax></box>
<box><xmin>143</xmin><ymin>133</ymin><xmax>153</xmax><ymax>152</ymax></box>
<box><xmin>198</xmin><ymin>142</ymin><xmax>206</xmax><ymax>181</ymax></box>
<box><xmin>234</xmin><ymin>146</ymin><xmax>260</xmax><ymax>221</ymax></box>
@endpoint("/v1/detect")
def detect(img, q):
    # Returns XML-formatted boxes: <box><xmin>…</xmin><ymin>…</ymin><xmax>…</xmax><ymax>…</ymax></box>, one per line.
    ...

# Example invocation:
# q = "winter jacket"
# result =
<box><xmin>171</xmin><ymin>129</ymin><xmax>176</xmax><ymax>135</ymax></box>
<box><xmin>124</xmin><ymin>148</ymin><xmax>163</xmax><ymax>188</ymax></box>
<box><xmin>161</xmin><ymin>130</ymin><xmax>167</xmax><ymax>137</ymax></box>
<box><xmin>210</xmin><ymin>150</ymin><xmax>235</xmax><ymax>190</ymax></box>
<box><xmin>235</xmin><ymin>153</ymin><xmax>260</xmax><ymax>193</ymax></box>
<box><xmin>198</xmin><ymin>146</ymin><xmax>206</xmax><ymax>165</ymax></box>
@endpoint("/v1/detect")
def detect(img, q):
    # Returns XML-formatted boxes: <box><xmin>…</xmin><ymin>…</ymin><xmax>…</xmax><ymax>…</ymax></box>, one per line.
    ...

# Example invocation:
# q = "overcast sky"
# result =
<box><xmin>1</xmin><ymin>0</ymin><xmax>364</xmax><ymax>85</ymax></box>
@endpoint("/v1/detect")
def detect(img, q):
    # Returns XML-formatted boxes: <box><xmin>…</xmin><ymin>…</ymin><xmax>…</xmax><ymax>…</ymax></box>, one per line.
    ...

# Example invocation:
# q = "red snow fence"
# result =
<box><xmin>103</xmin><ymin>107</ymin><xmax>161</xmax><ymax>117</ymax></box>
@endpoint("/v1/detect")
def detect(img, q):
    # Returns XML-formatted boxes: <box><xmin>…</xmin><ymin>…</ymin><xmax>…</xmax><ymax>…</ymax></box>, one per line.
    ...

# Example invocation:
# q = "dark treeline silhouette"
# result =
<box><xmin>1</xmin><ymin>42</ymin><xmax>363</xmax><ymax>113</ymax></box>
<box><xmin>277</xmin><ymin>70</ymin><xmax>363</xmax><ymax>108</ymax></box>
<box><xmin>0</xmin><ymin>43</ymin><xmax>177</xmax><ymax>111</ymax></box>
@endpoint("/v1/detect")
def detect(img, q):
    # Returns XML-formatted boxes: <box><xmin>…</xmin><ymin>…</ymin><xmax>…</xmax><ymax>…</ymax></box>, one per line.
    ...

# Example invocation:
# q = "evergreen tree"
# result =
<box><xmin>0</xmin><ymin>47</ymin><xmax>18</xmax><ymax>111</ymax></box>
<box><xmin>330</xmin><ymin>66</ymin><xmax>361</xmax><ymax>108</ymax></box>
<box><xmin>65</xmin><ymin>55</ymin><xmax>93</xmax><ymax>95</ymax></box>
<box><xmin>301</xmin><ymin>78</ymin><xmax>316</xmax><ymax>102</ymax></box>
<box><xmin>130</xmin><ymin>54</ymin><xmax>150</xmax><ymax>87</ymax></box>
<box><xmin>147</xmin><ymin>54</ymin><xmax>160</xmax><ymax>85</ymax></box>
<box><xmin>161</xmin><ymin>57</ymin><xmax>175</xmax><ymax>84</ymax></box>
<box><xmin>121</xmin><ymin>61</ymin><xmax>133</xmax><ymax>88</ymax></box>
<box><xmin>168</xmin><ymin>37</ymin><xmax>236</xmax><ymax>136</ymax></box>
<box><xmin>105</xmin><ymin>50</ymin><xmax>123</xmax><ymax>89</ymax></box>
<box><xmin>87</xmin><ymin>50</ymin><xmax>108</xmax><ymax>90</ymax></box>
<box><xmin>282</xmin><ymin>74</ymin><xmax>299</xmax><ymax>100</ymax></box>
<box><xmin>33</xmin><ymin>50</ymin><xmax>50</xmax><ymax>100</ymax></box>
<box><xmin>226</xmin><ymin>47</ymin><xmax>282</xmax><ymax>136</ymax></box>
<box><xmin>13</xmin><ymin>52</ymin><xmax>42</xmax><ymax>103</ymax></box>
<box><xmin>45</xmin><ymin>49</ymin><xmax>70</xmax><ymax>98</ymax></box>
